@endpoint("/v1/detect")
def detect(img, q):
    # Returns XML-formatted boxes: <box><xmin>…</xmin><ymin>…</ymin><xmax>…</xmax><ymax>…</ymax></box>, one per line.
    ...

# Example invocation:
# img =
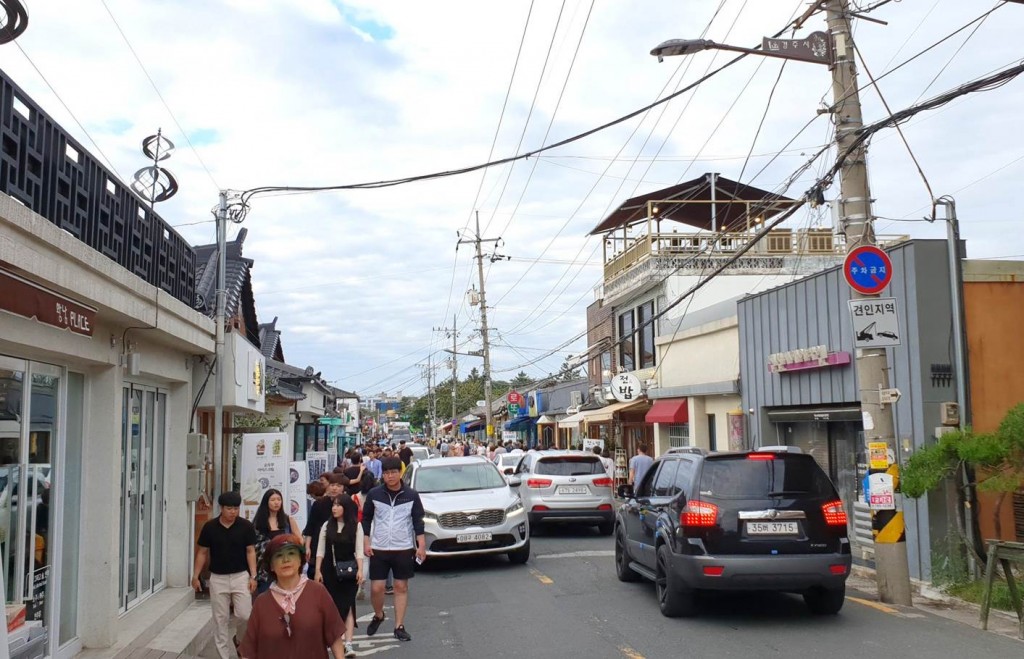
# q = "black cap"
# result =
<box><xmin>381</xmin><ymin>457</ymin><xmax>403</xmax><ymax>473</ymax></box>
<box><xmin>218</xmin><ymin>491</ymin><xmax>242</xmax><ymax>507</ymax></box>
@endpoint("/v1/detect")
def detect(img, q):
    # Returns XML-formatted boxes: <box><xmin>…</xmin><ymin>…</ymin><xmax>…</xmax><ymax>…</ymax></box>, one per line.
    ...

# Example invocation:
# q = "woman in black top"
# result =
<box><xmin>314</xmin><ymin>494</ymin><xmax>363</xmax><ymax>652</ymax></box>
<box><xmin>252</xmin><ymin>488</ymin><xmax>300</xmax><ymax>593</ymax></box>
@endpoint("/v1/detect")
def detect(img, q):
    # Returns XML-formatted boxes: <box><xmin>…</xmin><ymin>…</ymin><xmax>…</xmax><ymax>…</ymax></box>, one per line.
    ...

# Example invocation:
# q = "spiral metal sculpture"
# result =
<box><xmin>132</xmin><ymin>129</ymin><xmax>179</xmax><ymax>204</ymax></box>
<box><xmin>0</xmin><ymin>1</ymin><xmax>28</xmax><ymax>45</ymax></box>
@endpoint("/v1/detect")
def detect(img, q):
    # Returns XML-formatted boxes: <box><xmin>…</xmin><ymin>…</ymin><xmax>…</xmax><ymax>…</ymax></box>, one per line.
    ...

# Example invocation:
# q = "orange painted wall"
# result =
<box><xmin>964</xmin><ymin>279</ymin><xmax>1024</xmax><ymax>541</ymax></box>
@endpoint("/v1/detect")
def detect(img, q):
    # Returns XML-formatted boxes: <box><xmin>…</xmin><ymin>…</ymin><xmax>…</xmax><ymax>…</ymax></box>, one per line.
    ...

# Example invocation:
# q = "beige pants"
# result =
<box><xmin>209</xmin><ymin>571</ymin><xmax>252</xmax><ymax>659</ymax></box>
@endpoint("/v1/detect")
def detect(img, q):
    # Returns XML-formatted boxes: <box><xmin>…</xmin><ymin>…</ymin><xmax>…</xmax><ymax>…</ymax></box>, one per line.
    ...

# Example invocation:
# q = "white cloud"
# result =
<box><xmin>7</xmin><ymin>0</ymin><xmax>1024</xmax><ymax>397</ymax></box>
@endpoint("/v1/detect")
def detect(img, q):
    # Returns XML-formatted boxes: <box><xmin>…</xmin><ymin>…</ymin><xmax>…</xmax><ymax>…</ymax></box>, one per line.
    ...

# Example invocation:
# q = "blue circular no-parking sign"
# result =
<box><xmin>844</xmin><ymin>246</ymin><xmax>893</xmax><ymax>295</ymax></box>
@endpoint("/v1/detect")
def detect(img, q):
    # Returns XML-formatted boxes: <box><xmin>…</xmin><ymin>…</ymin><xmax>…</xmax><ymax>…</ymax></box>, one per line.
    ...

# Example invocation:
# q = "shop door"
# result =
<box><xmin>120</xmin><ymin>384</ymin><xmax>167</xmax><ymax>610</ymax></box>
<box><xmin>0</xmin><ymin>358</ymin><xmax>59</xmax><ymax>655</ymax></box>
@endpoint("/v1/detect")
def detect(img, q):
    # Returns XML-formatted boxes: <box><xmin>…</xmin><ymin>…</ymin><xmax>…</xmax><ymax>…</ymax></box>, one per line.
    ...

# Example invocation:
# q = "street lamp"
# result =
<box><xmin>651</xmin><ymin>31</ymin><xmax>832</xmax><ymax>66</ymax></box>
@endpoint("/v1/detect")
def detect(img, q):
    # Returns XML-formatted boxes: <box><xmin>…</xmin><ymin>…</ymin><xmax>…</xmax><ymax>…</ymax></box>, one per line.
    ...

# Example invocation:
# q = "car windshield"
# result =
<box><xmin>414</xmin><ymin>463</ymin><xmax>506</xmax><ymax>493</ymax></box>
<box><xmin>699</xmin><ymin>454</ymin><xmax>836</xmax><ymax>499</ymax></box>
<box><xmin>534</xmin><ymin>456</ymin><xmax>604</xmax><ymax>476</ymax></box>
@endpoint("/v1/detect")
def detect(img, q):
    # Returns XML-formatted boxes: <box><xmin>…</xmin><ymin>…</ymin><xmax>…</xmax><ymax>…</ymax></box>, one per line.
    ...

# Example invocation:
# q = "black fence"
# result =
<box><xmin>0</xmin><ymin>68</ymin><xmax>195</xmax><ymax>307</ymax></box>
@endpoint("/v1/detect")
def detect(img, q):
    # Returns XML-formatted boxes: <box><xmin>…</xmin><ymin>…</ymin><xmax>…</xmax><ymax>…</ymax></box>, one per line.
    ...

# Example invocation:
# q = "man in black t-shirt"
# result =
<box><xmin>398</xmin><ymin>440</ymin><xmax>413</xmax><ymax>466</ymax></box>
<box><xmin>193</xmin><ymin>491</ymin><xmax>258</xmax><ymax>659</ymax></box>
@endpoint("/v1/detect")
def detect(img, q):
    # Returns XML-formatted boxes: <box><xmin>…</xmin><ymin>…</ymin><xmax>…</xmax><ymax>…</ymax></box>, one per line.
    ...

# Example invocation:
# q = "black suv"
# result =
<box><xmin>614</xmin><ymin>447</ymin><xmax>852</xmax><ymax>617</ymax></box>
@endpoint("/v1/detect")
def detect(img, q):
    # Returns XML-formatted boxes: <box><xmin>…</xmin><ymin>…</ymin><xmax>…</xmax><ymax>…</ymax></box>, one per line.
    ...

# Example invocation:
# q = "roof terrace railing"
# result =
<box><xmin>0</xmin><ymin>67</ymin><xmax>195</xmax><ymax>306</ymax></box>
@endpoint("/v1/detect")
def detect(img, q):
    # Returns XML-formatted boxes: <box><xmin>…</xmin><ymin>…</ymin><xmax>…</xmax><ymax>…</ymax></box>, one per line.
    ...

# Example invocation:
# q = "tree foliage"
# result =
<box><xmin>902</xmin><ymin>402</ymin><xmax>1024</xmax><ymax>538</ymax></box>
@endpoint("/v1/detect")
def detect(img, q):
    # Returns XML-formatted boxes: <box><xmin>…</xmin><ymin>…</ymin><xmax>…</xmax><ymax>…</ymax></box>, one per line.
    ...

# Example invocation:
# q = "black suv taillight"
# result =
<box><xmin>680</xmin><ymin>500</ymin><xmax>719</xmax><ymax>528</ymax></box>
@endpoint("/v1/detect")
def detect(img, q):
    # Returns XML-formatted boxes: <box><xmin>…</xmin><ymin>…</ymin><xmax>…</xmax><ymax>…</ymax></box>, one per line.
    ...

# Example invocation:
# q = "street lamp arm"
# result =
<box><xmin>652</xmin><ymin>31</ymin><xmax>833</xmax><ymax>66</ymax></box>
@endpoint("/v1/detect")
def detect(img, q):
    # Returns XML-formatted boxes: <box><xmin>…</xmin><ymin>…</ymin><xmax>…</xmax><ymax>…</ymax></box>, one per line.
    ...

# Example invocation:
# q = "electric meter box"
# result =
<box><xmin>186</xmin><ymin>468</ymin><xmax>206</xmax><ymax>502</ymax></box>
<box><xmin>186</xmin><ymin>433</ymin><xmax>208</xmax><ymax>468</ymax></box>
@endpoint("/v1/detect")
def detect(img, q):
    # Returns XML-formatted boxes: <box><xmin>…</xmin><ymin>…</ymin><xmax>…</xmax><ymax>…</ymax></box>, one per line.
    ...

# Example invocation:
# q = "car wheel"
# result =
<box><xmin>507</xmin><ymin>540</ymin><xmax>530</xmax><ymax>565</ymax></box>
<box><xmin>597</xmin><ymin>520</ymin><xmax>614</xmax><ymax>536</ymax></box>
<box><xmin>804</xmin><ymin>585</ymin><xmax>845</xmax><ymax>615</ymax></box>
<box><xmin>656</xmin><ymin>545</ymin><xmax>696</xmax><ymax>617</ymax></box>
<box><xmin>615</xmin><ymin>530</ymin><xmax>641</xmax><ymax>583</ymax></box>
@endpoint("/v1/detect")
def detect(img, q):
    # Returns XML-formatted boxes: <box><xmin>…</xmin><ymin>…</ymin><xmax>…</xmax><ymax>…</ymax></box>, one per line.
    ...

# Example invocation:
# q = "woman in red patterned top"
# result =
<box><xmin>239</xmin><ymin>534</ymin><xmax>350</xmax><ymax>659</ymax></box>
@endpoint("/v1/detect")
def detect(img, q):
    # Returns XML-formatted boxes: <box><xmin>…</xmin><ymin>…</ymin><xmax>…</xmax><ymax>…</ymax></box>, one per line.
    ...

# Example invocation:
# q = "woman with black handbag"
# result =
<box><xmin>314</xmin><ymin>494</ymin><xmax>362</xmax><ymax>658</ymax></box>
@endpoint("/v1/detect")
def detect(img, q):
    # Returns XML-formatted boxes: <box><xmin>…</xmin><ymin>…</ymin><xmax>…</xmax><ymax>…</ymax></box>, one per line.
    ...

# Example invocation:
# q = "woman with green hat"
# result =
<box><xmin>238</xmin><ymin>533</ymin><xmax>349</xmax><ymax>658</ymax></box>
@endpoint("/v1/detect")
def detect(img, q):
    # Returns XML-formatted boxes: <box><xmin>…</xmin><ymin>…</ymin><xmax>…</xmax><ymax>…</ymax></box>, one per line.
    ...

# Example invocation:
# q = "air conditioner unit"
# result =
<box><xmin>566</xmin><ymin>406</ymin><xmax>580</xmax><ymax>415</ymax></box>
<box><xmin>569</xmin><ymin>390</ymin><xmax>583</xmax><ymax>408</ymax></box>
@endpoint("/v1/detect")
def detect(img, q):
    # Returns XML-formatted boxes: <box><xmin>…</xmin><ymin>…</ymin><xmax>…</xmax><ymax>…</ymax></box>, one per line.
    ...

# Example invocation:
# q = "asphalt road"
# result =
<box><xmin>345</xmin><ymin>525</ymin><xmax>1021</xmax><ymax>658</ymax></box>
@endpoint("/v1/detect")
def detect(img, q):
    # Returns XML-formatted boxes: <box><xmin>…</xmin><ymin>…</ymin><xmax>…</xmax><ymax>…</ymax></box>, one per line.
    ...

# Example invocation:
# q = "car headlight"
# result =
<box><xmin>506</xmin><ymin>500</ymin><xmax>524</xmax><ymax>515</ymax></box>
<box><xmin>423</xmin><ymin>511</ymin><xmax>438</xmax><ymax>521</ymax></box>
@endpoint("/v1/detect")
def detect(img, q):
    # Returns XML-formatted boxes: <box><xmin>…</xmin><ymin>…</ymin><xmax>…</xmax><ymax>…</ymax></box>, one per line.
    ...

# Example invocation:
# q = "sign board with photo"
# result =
<box><xmin>306</xmin><ymin>451</ymin><xmax>330</xmax><ymax>482</ymax></box>
<box><xmin>583</xmin><ymin>438</ymin><xmax>605</xmax><ymax>452</ymax></box>
<box><xmin>288</xmin><ymin>461</ymin><xmax>309</xmax><ymax>533</ymax></box>
<box><xmin>239</xmin><ymin>432</ymin><xmax>290</xmax><ymax>521</ymax></box>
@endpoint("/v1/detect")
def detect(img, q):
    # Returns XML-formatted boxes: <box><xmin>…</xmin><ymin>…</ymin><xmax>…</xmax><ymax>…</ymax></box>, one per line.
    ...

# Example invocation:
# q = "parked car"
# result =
<box><xmin>614</xmin><ymin>447</ymin><xmax>852</xmax><ymax>617</ymax></box>
<box><xmin>494</xmin><ymin>452</ymin><xmax>523</xmax><ymax>481</ymax></box>
<box><xmin>404</xmin><ymin>456</ymin><xmax>530</xmax><ymax>563</ymax></box>
<box><xmin>408</xmin><ymin>444</ymin><xmax>432</xmax><ymax>463</ymax></box>
<box><xmin>512</xmin><ymin>451</ymin><xmax>614</xmax><ymax>535</ymax></box>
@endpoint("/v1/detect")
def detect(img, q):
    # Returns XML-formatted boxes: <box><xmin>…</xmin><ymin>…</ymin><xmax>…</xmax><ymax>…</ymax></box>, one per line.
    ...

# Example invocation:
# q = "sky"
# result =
<box><xmin>5</xmin><ymin>0</ymin><xmax>1024</xmax><ymax>399</ymax></box>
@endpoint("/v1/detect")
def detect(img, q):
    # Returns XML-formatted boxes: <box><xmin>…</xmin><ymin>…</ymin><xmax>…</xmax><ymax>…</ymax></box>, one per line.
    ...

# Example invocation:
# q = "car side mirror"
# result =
<box><xmin>508</xmin><ymin>477</ymin><xmax>522</xmax><ymax>488</ymax></box>
<box><xmin>503</xmin><ymin>467</ymin><xmax>514</xmax><ymax>475</ymax></box>
<box><xmin>617</xmin><ymin>483</ymin><xmax>634</xmax><ymax>499</ymax></box>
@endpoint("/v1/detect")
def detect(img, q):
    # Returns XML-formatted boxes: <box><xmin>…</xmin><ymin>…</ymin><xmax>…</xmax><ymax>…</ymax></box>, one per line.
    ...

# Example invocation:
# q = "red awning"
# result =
<box><xmin>645</xmin><ymin>398</ymin><xmax>689</xmax><ymax>424</ymax></box>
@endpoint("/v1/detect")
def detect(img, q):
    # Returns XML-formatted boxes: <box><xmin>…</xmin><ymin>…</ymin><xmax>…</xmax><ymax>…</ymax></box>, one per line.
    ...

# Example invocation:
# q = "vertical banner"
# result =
<box><xmin>306</xmin><ymin>451</ymin><xmax>330</xmax><ymax>481</ymax></box>
<box><xmin>239</xmin><ymin>432</ymin><xmax>289</xmax><ymax>521</ymax></box>
<box><xmin>288</xmin><ymin>461</ymin><xmax>309</xmax><ymax>533</ymax></box>
<box><xmin>727</xmin><ymin>413</ymin><xmax>745</xmax><ymax>451</ymax></box>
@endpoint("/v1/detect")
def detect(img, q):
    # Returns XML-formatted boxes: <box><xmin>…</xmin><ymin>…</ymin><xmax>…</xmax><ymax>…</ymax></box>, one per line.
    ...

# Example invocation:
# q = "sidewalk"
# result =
<box><xmin>848</xmin><ymin>565</ymin><xmax>1022</xmax><ymax>642</ymax></box>
<box><xmin>75</xmin><ymin>594</ymin><xmax>217</xmax><ymax>659</ymax></box>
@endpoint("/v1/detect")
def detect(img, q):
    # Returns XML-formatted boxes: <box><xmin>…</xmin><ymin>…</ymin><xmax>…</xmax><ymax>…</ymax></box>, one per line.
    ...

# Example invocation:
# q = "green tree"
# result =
<box><xmin>556</xmin><ymin>357</ymin><xmax>582</xmax><ymax>382</ymax></box>
<box><xmin>902</xmin><ymin>403</ymin><xmax>1024</xmax><ymax>543</ymax></box>
<box><xmin>511</xmin><ymin>371</ymin><xmax>532</xmax><ymax>389</ymax></box>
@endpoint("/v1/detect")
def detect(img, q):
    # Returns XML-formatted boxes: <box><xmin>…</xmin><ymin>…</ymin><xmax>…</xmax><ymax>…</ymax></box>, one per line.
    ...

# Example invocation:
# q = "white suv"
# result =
<box><xmin>512</xmin><ymin>451</ymin><xmax>615</xmax><ymax>535</ymax></box>
<box><xmin>404</xmin><ymin>457</ymin><xmax>530</xmax><ymax>563</ymax></box>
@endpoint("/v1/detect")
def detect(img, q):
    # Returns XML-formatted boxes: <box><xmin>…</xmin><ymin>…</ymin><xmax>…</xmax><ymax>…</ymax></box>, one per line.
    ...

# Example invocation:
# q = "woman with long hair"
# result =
<box><xmin>314</xmin><ymin>494</ymin><xmax>362</xmax><ymax>657</ymax></box>
<box><xmin>238</xmin><ymin>534</ymin><xmax>348</xmax><ymax>659</ymax></box>
<box><xmin>252</xmin><ymin>489</ymin><xmax>300</xmax><ymax>594</ymax></box>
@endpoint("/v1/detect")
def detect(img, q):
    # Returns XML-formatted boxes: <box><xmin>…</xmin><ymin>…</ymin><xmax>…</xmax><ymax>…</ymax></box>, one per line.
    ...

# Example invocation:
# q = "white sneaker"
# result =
<box><xmin>344</xmin><ymin>641</ymin><xmax>356</xmax><ymax>657</ymax></box>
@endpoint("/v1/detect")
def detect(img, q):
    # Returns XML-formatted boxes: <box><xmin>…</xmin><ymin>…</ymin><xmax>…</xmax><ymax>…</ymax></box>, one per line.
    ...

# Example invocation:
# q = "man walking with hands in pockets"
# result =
<box><xmin>361</xmin><ymin>456</ymin><xmax>426</xmax><ymax>642</ymax></box>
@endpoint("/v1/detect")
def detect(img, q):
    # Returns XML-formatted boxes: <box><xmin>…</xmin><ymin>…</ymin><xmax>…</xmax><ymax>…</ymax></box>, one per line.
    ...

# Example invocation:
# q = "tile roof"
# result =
<box><xmin>258</xmin><ymin>316</ymin><xmax>285</xmax><ymax>362</ymax></box>
<box><xmin>194</xmin><ymin>228</ymin><xmax>253</xmax><ymax>319</ymax></box>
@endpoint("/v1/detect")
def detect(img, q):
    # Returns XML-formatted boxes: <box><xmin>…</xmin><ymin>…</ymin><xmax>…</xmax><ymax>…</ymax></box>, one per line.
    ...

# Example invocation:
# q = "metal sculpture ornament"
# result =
<box><xmin>132</xmin><ymin>129</ymin><xmax>179</xmax><ymax>204</ymax></box>
<box><xmin>0</xmin><ymin>1</ymin><xmax>28</xmax><ymax>44</ymax></box>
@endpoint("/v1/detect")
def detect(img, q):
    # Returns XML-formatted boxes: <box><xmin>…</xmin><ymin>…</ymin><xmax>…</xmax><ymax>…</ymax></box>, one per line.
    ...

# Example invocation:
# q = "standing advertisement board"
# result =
<box><xmin>306</xmin><ymin>451</ymin><xmax>330</xmax><ymax>482</ymax></box>
<box><xmin>239</xmin><ymin>432</ymin><xmax>290</xmax><ymax>521</ymax></box>
<box><xmin>288</xmin><ymin>461</ymin><xmax>309</xmax><ymax>533</ymax></box>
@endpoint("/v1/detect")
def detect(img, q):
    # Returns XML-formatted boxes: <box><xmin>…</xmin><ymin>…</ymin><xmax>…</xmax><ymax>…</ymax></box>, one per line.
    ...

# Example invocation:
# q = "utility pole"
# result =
<box><xmin>458</xmin><ymin>212</ymin><xmax>501</xmax><ymax>442</ymax></box>
<box><xmin>435</xmin><ymin>318</ymin><xmax>460</xmax><ymax>429</ymax></box>
<box><xmin>827</xmin><ymin>0</ymin><xmax>912</xmax><ymax>605</ymax></box>
<box><xmin>212</xmin><ymin>191</ymin><xmax>227</xmax><ymax>504</ymax></box>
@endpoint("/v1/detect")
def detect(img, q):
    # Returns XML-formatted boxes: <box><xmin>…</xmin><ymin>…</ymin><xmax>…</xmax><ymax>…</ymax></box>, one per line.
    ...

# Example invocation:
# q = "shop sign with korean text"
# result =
<box><xmin>849</xmin><ymin>298</ymin><xmax>901</xmax><ymax>348</ymax></box>
<box><xmin>0</xmin><ymin>267</ymin><xmax>96</xmax><ymax>337</ymax></box>
<box><xmin>610</xmin><ymin>372</ymin><xmax>642</xmax><ymax>403</ymax></box>
<box><xmin>239</xmin><ymin>432</ymin><xmax>290</xmax><ymax>521</ymax></box>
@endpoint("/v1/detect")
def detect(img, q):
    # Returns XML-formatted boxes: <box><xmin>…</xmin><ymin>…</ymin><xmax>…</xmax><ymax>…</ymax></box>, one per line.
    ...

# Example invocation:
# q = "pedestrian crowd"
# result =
<box><xmin>194</xmin><ymin>434</ymin><xmax>645</xmax><ymax>657</ymax></box>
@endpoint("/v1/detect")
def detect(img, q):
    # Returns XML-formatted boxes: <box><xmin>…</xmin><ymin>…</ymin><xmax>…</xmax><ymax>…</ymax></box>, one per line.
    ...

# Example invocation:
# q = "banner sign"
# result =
<box><xmin>239</xmin><ymin>432</ymin><xmax>289</xmax><ymax>521</ymax></box>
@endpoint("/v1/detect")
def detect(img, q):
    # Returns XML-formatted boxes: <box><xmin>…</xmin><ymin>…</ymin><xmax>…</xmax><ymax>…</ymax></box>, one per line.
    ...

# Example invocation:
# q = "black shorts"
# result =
<box><xmin>369</xmin><ymin>549</ymin><xmax>416</xmax><ymax>581</ymax></box>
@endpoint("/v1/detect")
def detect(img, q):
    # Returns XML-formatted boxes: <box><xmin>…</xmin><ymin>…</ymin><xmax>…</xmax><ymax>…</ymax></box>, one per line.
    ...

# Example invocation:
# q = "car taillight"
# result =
<box><xmin>593</xmin><ymin>477</ymin><xmax>613</xmax><ymax>488</ymax></box>
<box><xmin>829</xmin><ymin>564</ymin><xmax>847</xmax><ymax>575</ymax></box>
<box><xmin>527</xmin><ymin>478</ymin><xmax>553</xmax><ymax>488</ymax></box>
<box><xmin>747</xmin><ymin>453</ymin><xmax>775</xmax><ymax>460</ymax></box>
<box><xmin>821</xmin><ymin>500</ymin><xmax>848</xmax><ymax>526</ymax></box>
<box><xmin>532</xmin><ymin>505</ymin><xmax>549</xmax><ymax>512</ymax></box>
<box><xmin>597</xmin><ymin>504</ymin><xmax>613</xmax><ymax>511</ymax></box>
<box><xmin>680</xmin><ymin>501</ymin><xmax>718</xmax><ymax>528</ymax></box>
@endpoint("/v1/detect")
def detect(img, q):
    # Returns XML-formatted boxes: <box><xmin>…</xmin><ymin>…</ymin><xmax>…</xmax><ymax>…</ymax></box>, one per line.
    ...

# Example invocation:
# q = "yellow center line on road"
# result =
<box><xmin>848</xmin><ymin>596</ymin><xmax>900</xmax><ymax>615</ymax></box>
<box><xmin>528</xmin><ymin>568</ymin><xmax>553</xmax><ymax>584</ymax></box>
<box><xmin>619</xmin><ymin>646</ymin><xmax>645</xmax><ymax>659</ymax></box>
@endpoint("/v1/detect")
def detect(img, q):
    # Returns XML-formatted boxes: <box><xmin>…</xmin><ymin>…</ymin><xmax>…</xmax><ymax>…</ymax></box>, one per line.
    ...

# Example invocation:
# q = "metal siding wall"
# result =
<box><xmin>736</xmin><ymin>240</ymin><xmax>959</xmax><ymax>581</ymax></box>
